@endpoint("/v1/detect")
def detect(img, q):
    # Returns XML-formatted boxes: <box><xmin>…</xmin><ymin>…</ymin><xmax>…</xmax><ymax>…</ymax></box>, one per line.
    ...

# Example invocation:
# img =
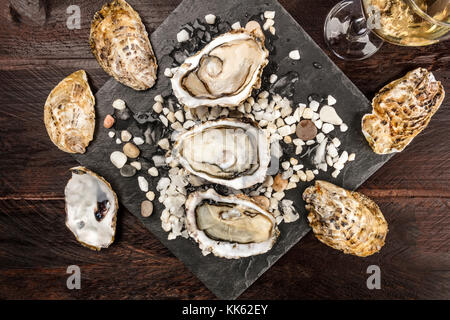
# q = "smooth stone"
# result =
<box><xmin>110</xmin><ymin>151</ymin><xmax>127</xmax><ymax>169</ymax></box>
<box><xmin>296</xmin><ymin>120</ymin><xmax>317</xmax><ymax>141</ymax></box>
<box><xmin>141</xmin><ymin>200</ymin><xmax>153</xmax><ymax>217</ymax></box>
<box><xmin>123</xmin><ymin>142</ymin><xmax>140</xmax><ymax>158</ymax></box>
<box><xmin>120</xmin><ymin>165</ymin><xmax>136</xmax><ymax>177</ymax></box>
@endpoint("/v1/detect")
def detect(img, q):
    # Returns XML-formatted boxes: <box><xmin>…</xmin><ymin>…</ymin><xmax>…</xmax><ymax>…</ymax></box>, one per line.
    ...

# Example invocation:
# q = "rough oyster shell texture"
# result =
<box><xmin>171</xmin><ymin>24</ymin><xmax>269</xmax><ymax>108</ymax></box>
<box><xmin>65</xmin><ymin>167</ymin><xmax>118</xmax><ymax>251</ymax></box>
<box><xmin>90</xmin><ymin>0</ymin><xmax>158</xmax><ymax>90</ymax></box>
<box><xmin>185</xmin><ymin>189</ymin><xmax>279</xmax><ymax>259</ymax></box>
<box><xmin>44</xmin><ymin>70</ymin><xmax>95</xmax><ymax>154</ymax></box>
<box><xmin>303</xmin><ymin>180</ymin><xmax>388</xmax><ymax>257</ymax></box>
<box><xmin>171</xmin><ymin>118</ymin><xmax>271</xmax><ymax>189</ymax></box>
<box><xmin>362</xmin><ymin>68</ymin><xmax>445</xmax><ymax>154</ymax></box>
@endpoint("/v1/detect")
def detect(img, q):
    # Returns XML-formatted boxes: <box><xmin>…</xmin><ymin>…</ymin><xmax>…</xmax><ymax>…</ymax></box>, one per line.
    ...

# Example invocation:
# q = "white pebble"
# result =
<box><xmin>332</xmin><ymin>170</ymin><xmax>341</xmax><ymax>178</ymax></box>
<box><xmin>298</xmin><ymin>170</ymin><xmax>307</xmax><ymax>182</ymax></box>
<box><xmin>133</xmin><ymin>137</ymin><xmax>145</xmax><ymax>145</ymax></box>
<box><xmin>108</xmin><ymin>131</ymin><xmax>115</xmax><ymax>138</ymax></box>
<box><xmin>340</xmin><ymin>123</ymin><xmax>348</xmax><ymax>132</ymax></box>
<box><xmin>154</xmin><ymin>95</ymin><xmax>164</xmax><ymax>103</ymax></box>
<box><xmin>327</xmin><ymin>95</ymin><xmax>337</xmax><ymax>105</ymax></box>
<box><xmin>293</xmin><ymin>164</ymin><xmax>304</xmax><ymax>171</ymax></box>
<box><xmin>138</xmin><ymin>176</ymin><xmax>149</xmax><ymax>192</ymax></box>
<box><xmin>322</xmin><ymin>123</ymin><xmax>335</xmax><ymax>134</ymax></box>
<box><xmin>327</xmin><ymin>144</ymin><xmax>339</xmax><ymax>158</ymax></box>
<box><xmin>318</xmin><ymin>163</ymin><xmax>328</xmax><ymax>171</ymax></box>
<box><xmin>284</xmin><ymin>116</ymin><xmax>296</xmax><ymax>125</ymax></box>
<box><xmin>305</xmin><ymin>170</ymin><xmax>315</xmax><ymax>182</ymax></box>
<box><xmin>293</xmin><ymin>138</ymin><xmax>305</xmax><ymax>146</ymax></box>
<box><xmin>270</xmin><ymin>74</ymin><xmax>278</xmax><ymax>84</ymax></box>
<box><xmin>320</xmin><ymin>106</ymin><xmax>343</xmax><ymax>125</ymax></box>
<box><xmin>158</xmin><ymin>138</ymin><xmax>170</xmax><ymax>150</ymax></box>
<box><xmin>153</xmin><ymin>102</ymin><xmax>163</xmax><ymax>113</ymax></box>
<box><xmin>314</xmin><ymin>119</ymin><xmax>323</xmax><ymax>129</ymax></box>
<box><xmin>110</xmin><ymin>151</ymin><xmax>127</xmax><ymax>169</ymax></box>
<box><xmin>130</xmin><ymin>161</ymin><xmax>141</xmax><ymax>171</ymax></box>
<box><xmin>290</xmin><ymin>157</ymin><xmax>298</xmax><ymax>166</ymax></box>
<box><xmin>112</xmin><ymin>99</ymin><xmax>126</xmax><ymax>110</ymax></box>
<box><xmin>273</xmin><ymin>191</ymin><xmax>285</xmax><ymax>201</ymax></box>
<box><xmin>121</xmin><ymin>130</ymin><xmax>132</xmax><ymax>142</ymax></box>
<box><xmin>282</xmin><ymin>161</ymin><xmax>290</xmax><ymax>170</ymax></box>
<box><xmin>332</xmin><ymin>137</ymin><xmax>341</xmax><ymax>148</ymax></box>
<box><xmin>162</xmin><ymin>107</ymin><xmax>170</xmax><ymax>115</ymax></box>
<box><xmin>313</xmin><ymin>169</ymin><xmax>319</xmax><ymax>175</ymax></box>
<box><xmin>177</xmin><ymin>29</ymin><xmax>190</xmax><ymax>42</ymax></box>
<box><xmin>326</xmin><ymin>155</ymin><xmax>334</xmax><ymax>167</ymax></box>
<box><xmin>146</xmin><ymin>191</ymin><xmax>155</xmax><ymax>201</ymax></box>
<box><xmin>309</xmin><ymin>100</ymin><xmax>320</xmax><ymax>112</ymax></box>
<box><xmin>278</xmin><ymin>125</ymin><xmax>291</xmax><ymax>137</ymax></box>
<box><xmin>348</xmin><ymin>153</ymin><xmax>356</xmax><ymax>161</ymax></box>
<box><xmin>148</xmin><ymin>167</ymin><xmax>159</xmax><ymax>177</ymax></box>
<box><xmin>263</xmin><ymin>19</ymin><xmax>274</xmax><ymax>30</ymax></box>
<box><xmin>338</xmin><ymin>151</ymin><xmax>349</xmax><ymax>164</ymax></box>
<box><xmin>316</xmin><ymin>132</ymin><xmax>325</xmax><ymax>143</ymax></box>
<box><xmin>264</xmin><ymin>11</ymin><xmax>275</xmax><ymax>19</ymax></box>
<box><xmin>334</xmin><ymin>162</ymin><xmax>345</xmax><ymax>171</ymax></box>
<box><xmin>302</xmin><ymin>108</ymin><xmax>313</xmax><ymax>119</ymax></box>
<box><xmin>289</xmin><ymin>50</ymin><xmax>301</xmax><ymax>60</ymax></box>
<box><xmin>159</xmin><ymin>115</ymin><xmax>169</xmax><ymax>127</ymax></box>
<box><xmin>183</xmin><ymin>120</ymin><xmax>196</xmax><ymax>129</ymax></box>
<box><xmin>164</xmin><ymin>68</ymin><xmax>173</xmax><ymax>78</ymax></box>
<box><xmin>295</xmin><ymin>145</ymin><xmax>303</xmax><ymax>155</ymax></box>
<box><xmin>205</xmin><ymin>14</ymin><xmax>216</xmax><ymax>24</ymax></box>
<box><xmin>115</xmin><ymin>138</ymin><xmax>122</xmax><ymax>144</ymax></box>
<box><xmin>306</xmin><ymin>140</ymin><xmax>315</xmax><ymax>145</ymax></box>
<box><xmin>231</xmin><ymin>21</ymin><xmax>241</xmax><ymax>30</ymax></box>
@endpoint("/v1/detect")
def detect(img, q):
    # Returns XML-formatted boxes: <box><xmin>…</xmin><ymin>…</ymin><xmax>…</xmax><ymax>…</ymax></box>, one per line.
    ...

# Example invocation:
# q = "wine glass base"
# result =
<box><xmin>324</xmin><ymin>0</ymin><xmax>383</xmax><ymax>61</ymax></box>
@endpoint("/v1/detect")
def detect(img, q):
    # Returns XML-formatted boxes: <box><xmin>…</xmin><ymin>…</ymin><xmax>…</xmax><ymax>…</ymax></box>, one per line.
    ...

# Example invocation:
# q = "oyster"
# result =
<box><xmin>65</xmin><ymin>167</ymin><xmax>118</xmax><ymax>251</ymax></box>
<box><xmin>171</xmin><ymin>22</ymin><xmax>269</xmax><ymax>108</ymax></box>
<box><xmin>303</xmin><ymin>180</ymin><xmax>388</xmax><ymax>257</ymax></box>
<box><xmin>362</xmin><ymin>68</ymin><xmax>445</xmax><ymax>154</ymax></box>
<box><xmin>171</xmin><ymin>118</ymin><xmax>270</xmax><ymax>189</ymax></box>
<box><xmin>185</xmin><ymin>189</ymin><xmax>279</xmax><ymax>259</ymax></box>
<box><xmin>90</xmin><ymin>0</ymin><xmax>158</xmax><ymax>90</ymax></box>
<box><xmin>44</xmin><ymin>70</ymin><xmax>95</xmax><ymax>154</ymax></box>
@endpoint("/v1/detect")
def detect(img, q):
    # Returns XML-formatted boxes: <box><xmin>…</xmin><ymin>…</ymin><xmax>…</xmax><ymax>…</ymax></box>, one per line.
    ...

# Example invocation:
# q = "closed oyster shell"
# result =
<box><xmin>171</xmin><ymin>23</ymin><xmax>269</xmax><ymax>108</ymax></box>
<box><xmin>362</xmin><ymin>68</ymin><xmax>445</xmax><ymax>154</ymax></box>
<box><xmin>185</xmin><ymin>189</ymin><xmax>279</xmax><ymax>259</ymax></box>
<box><xmin>90</xmin><ymin>0</ymin><xmax>158</xmax><ymax>90</ymax></box>
<box><xmin>65</xmin><ymin>167</ymin><xmax>118</xmax><ymax>251</ymax></box>
<box><xmin>171</xmin><ymin>118</ymin><xmax>271</xmax><ymax>189</ymax></box>
<box><xmin>303</xmin><ymin>180</ymin><xmax>388</xmax><ymax>257</ymax></box>
<box><xmin>44</xmin><ymin>70</ymin><xmax>95</xmax><ymax>154</ymax></box>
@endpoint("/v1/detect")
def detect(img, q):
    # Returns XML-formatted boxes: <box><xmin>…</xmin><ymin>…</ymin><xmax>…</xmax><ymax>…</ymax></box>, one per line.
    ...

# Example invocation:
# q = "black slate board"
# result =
<box><xmin>73</xmin><ymin>0</ymin><xmax>394</xmax><ymax>299</ymax></box>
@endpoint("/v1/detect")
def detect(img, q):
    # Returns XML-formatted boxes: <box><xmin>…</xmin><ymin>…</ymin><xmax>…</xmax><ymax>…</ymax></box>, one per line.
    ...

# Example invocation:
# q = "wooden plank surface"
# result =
<box><xmin>0</xmin><ymin>0</ymin><xmax>449</xmax><ymax>299</ymax></box>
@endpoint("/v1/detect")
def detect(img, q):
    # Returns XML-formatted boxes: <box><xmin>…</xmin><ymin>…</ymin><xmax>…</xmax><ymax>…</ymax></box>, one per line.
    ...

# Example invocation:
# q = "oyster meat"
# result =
<box><xmin>90</xmin><ymin>0</ymin><xmax>158</xmax><ymax>90</ymax></box>
<box><xmin>171</xmin><ymin>23</ymin><xmax>269</xmax><ymax>108</ymax></box>
<box><xmin>171</xmin><ymin>118</ymin><xmax>270</xmax><ymax>189</ymax></box>
<box><xmin>362</xmin><ymin>68</ymin><xmax>445</xmax><ymax>154</ymax></box>
<box><xmin>65</xmin><ymin>167</ymin><xmax>118</xmax><ymax>251</ymax></box>
<box><xmin>303</xmin><ymin>180</ymin><xmax>388</xmax><ymax>257</ymax></box>
<box><xmin>44</xmin><ymin>70</ymin><xmax>95</xmax><ymax>154</ymax></box>
<box><xmin>185</xmin><ymin>189</ymin><xmax>279</xmax><ymax>259</ymax></box>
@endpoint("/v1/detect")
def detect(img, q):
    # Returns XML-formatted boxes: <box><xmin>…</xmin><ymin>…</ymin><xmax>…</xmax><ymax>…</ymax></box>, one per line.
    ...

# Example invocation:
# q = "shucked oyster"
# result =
<box><xmin>303</xmin><ymin>180</ymin><xmax>388</xmax><ymax>257</ymax></box>
<box><xmin>65</xmin><ymin>167</ymin><xmax>118</xmax><ymax>251</ymax></box>
<box><xmin>44</xmin><ymin>70</ymin><xmax>95</xmax><ymax>154</ymax></box>
<box><xmin>171</xmin><ymin>23</ymin><xmax>269</xmax><ymax>108</ymax></box>
<box><xmin>90</xmin><ymin>0</ymin><xmax>158</xmax><ymax>90</ymax></box>
<box><xmin>171</xmin><ymin>118</ymin><xmax>270</xmax><ymax>190</ymax></box>
<box><xmin>362</xmin><ymin>68</ymin><xmax>445</xmax><ymax>154</ymax></box>
<box><xmin>185</xmin><ymin>189</ymin><xmax>279</xmax><ymax>259</ymax></box>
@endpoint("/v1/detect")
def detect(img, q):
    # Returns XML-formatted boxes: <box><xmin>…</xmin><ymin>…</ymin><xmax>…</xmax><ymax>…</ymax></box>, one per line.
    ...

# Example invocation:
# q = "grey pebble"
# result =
<box><xmin>120</xmin><ymin>164</ymin><xmax>137</xmax><ymax>177</ymax></box>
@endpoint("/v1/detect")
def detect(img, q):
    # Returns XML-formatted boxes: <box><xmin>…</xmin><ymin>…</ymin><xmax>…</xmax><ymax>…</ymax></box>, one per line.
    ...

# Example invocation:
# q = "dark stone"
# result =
<box><xmin>120</xmin><ymin>165</ymin><xmax>136</xmax><ymax>177</ymax></box>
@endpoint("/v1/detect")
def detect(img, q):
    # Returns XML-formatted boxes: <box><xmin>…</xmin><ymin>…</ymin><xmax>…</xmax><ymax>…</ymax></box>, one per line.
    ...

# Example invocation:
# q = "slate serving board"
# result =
<box><xmin>73</xmin><ymin>0</ymin><xmax>394</xmax><ymax>299</ymax></box>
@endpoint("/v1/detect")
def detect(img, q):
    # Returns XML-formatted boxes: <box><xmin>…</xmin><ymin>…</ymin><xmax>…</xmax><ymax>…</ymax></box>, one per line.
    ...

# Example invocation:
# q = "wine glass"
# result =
<box><xmin>324</xmin><ymin>0</ymin><xmax>450</xmax><ymax>60</ymax></box>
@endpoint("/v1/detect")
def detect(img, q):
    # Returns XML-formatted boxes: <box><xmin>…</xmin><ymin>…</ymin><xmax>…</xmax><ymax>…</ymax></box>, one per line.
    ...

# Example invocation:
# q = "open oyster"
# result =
<box><xmin>44</xmin><ymin>70</ymin><xmax>95</xmax><ymax>154</ymax></box>
<box><xmin>362</xmin><ymin>68</ymin><xmax>445</xmax><ymax>154</ymax></box>
<box><xmin>171</xmin><ymin>118</ymin><xmax>270</xmax><ymax>189</ymax></box>
<box><xmin>65</xmin><ymin>167</ymin><xmax>118</xmax><ymax>251</ymax></box>
<box><xmin>303</xmin><ymin>180</ymin><xmax>388</xmax><ymax>257</ymax></box>
<box><xmin>185</xmin><ymin>189</ymin><xmax>279</xmax><ymax>259</ymax></box>
<box><xmin>171</xmin><ymin>23</ymin><xmax>269</xmax><ymax>108</ymax></box>
<box><xmin>90</xmin><ymin>0</ymin><xmax>158</xmax><ymax>90</ymax></box>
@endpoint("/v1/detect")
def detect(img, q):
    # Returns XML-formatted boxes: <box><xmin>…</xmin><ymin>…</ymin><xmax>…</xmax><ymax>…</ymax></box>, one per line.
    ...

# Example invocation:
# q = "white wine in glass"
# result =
<box><xmin>324</xmin><ymin>0</ymin><xmax>450</xmax><ymax>60</ymax></box>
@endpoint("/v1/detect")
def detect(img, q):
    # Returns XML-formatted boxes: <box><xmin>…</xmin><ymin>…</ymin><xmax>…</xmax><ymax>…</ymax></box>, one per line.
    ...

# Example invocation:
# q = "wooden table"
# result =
<box><xmin>0</xmin><ymin>0</ymin><xmax>448</xmax><ymax>300</ymax></box>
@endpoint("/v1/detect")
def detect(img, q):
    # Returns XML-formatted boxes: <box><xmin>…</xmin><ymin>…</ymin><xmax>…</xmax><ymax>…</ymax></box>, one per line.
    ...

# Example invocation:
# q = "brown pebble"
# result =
<box><xmin>272</xmin><ymin>174</ymin><xmax>288</xmax><ymax>192</ymax></box>
<box><xmin>141</xmin><ymin>200</ymin><xmax>153</xmax><ymax>217</ymax></box>
<box><xmin>123</xmin><ymin>142</ymin><xmax>140</xmax><ymax>158</ymax></box>
<box><xmin>252</xmin><ymin>196</ymin><xmax>270</xmax><ymax>211</ymax></box>
<box><xmin>296</xmin><ymin>120</ymin><xmax>317</xmax><ymax>141</ymax></box>
<box><xmin>103</xmin><ymin>114</ymin><xmax>115</xmax><ymax>128</ymax></box>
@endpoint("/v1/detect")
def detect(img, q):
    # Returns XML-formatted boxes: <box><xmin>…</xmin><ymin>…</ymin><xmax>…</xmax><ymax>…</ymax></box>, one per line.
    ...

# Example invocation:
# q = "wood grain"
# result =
<box><xmin>0</xmin><ymin>0</ymin><xmax>449</xmax><ymax>299</ymax></box>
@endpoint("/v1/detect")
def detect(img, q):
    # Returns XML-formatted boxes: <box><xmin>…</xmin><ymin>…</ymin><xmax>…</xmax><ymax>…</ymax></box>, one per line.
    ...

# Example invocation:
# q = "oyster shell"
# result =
<box><xmin>171</xmin><ymin>23</ymin><xmax>269</xmax><ymax>108</ymax></box>
<box><xmin>171</xmin><ymin>118</ymin><xmax>270</xmax><ymax>189</ymax></box>
<box><xmin>362</xmin><ymin>68</ymin><xmax>445</xmax><ymax>154</ymax></box>
<box><xmin>90</xmin><ymin>0</ymin><xmax>158</xmax><ymax>90</ymax></box>
<box><xmin>185</xmin><ymin>189</ymin><xmax>279</xmax><ymax>259</ymax></box>
<box><xmin>303</xmin><ymin>180</ymin><xmax>388</xmax><ymax>257</ymax></box>
<box><xmin>65</xmin><ymin>167</ymin><xmax>118</xmax><ymax>251</ymax></box>
<box><xmin>44</xmin><ymin>70</ymin><xmax>95</xmax><ymax>154</ymax></box>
